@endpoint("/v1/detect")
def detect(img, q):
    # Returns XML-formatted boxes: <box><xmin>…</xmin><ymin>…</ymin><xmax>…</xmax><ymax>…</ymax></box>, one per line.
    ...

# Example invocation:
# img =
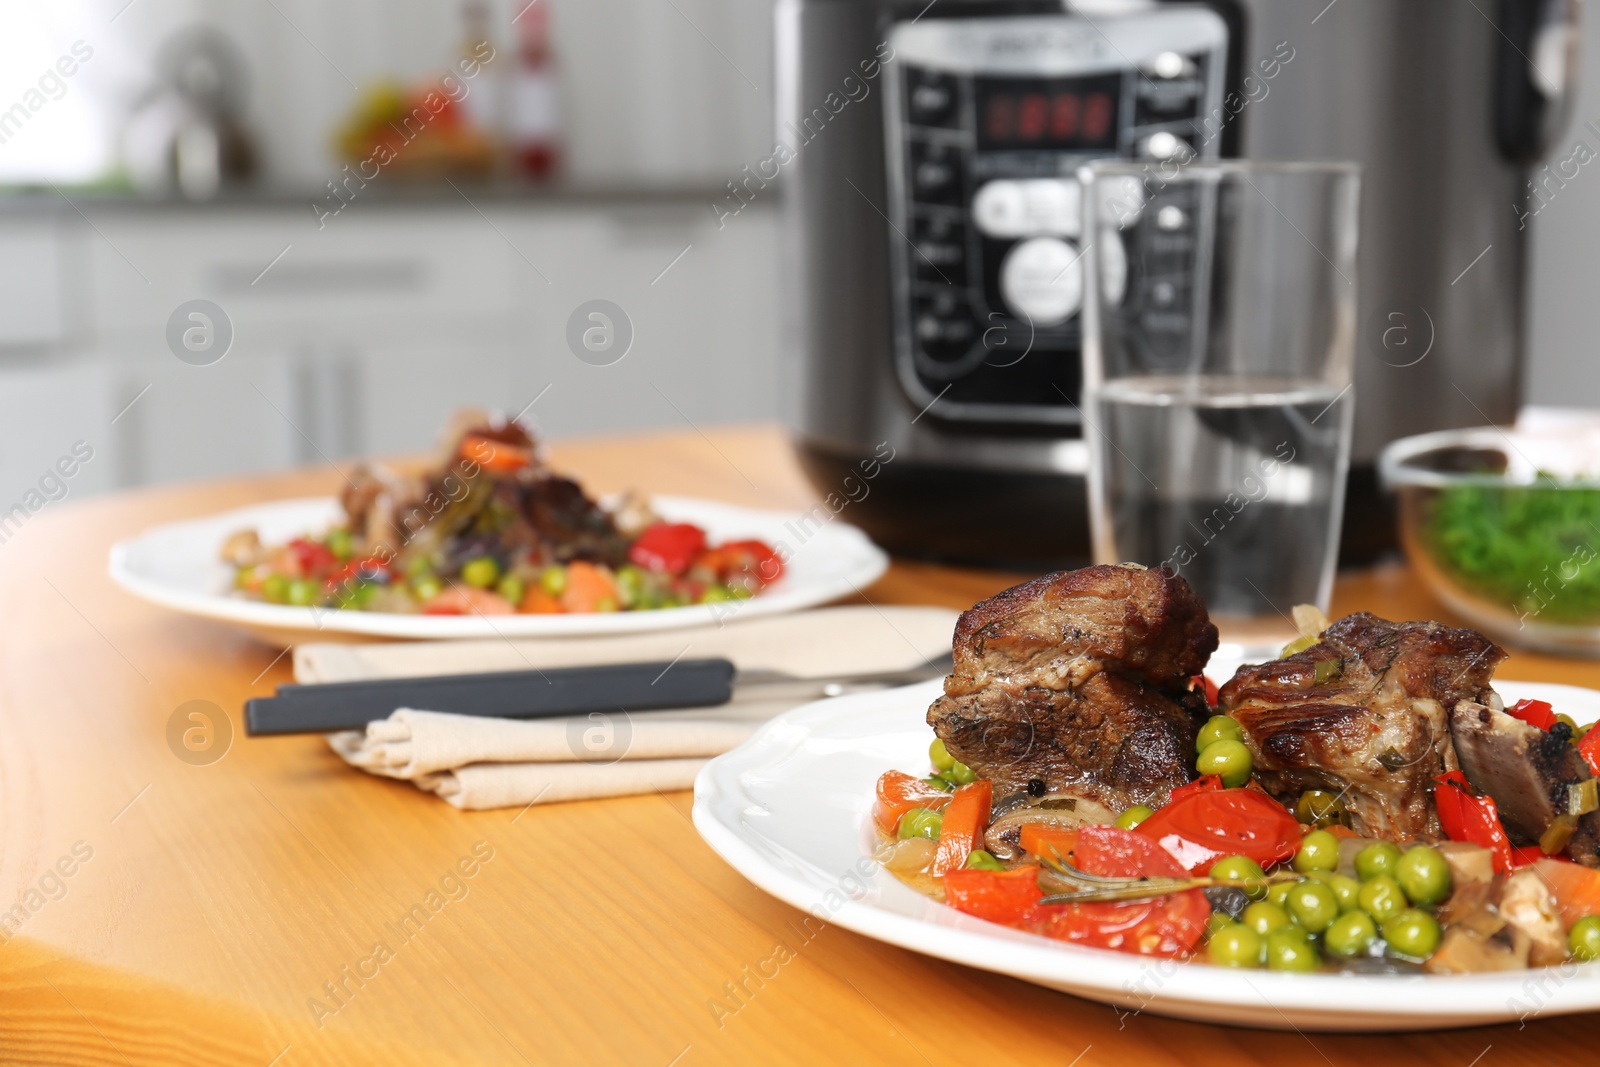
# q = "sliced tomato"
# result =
<box><xmin>1019</xmin><ymin>824</ymin><xmax>1079</xmax><ymax>862</ymax></box>
<box><xmin>698</xmin><ymin>540</ymin><xmax>785</xmax><ymax>588</ymax></box>
<box><xmin>932</xmin><ymin>780</ymin><xmax>992</xmax><ymax>876</ymax></box>
<box><xmin>943</xmin><ymin>867</ymin><xmax>1043</xmax><ymax>925</ymax></box>
<box><xmin>1033</xmin><ymin>893</ymin><xmax>1211</xmax><ymax>958</ymax></box>
<box><xmin>1135</xmin><ymin>788</ymin><xmax>1301</xmax><ymax>874</ymax></box>
<box><xmin>872</xmin><ymin>770</ymin><xmax>951</xmax><ymax>835</ymax></box>
<box><xmin>288</xmin><ymin>537</ymin><xmax>337</xmax><ymax>578</ymax></box>
<box><xmin>1578</xmin><ymin>725</ymin><xmax>1600</xmax><ymax>778</ymax></box>
<box><xmin>1166</xmin><ymin>775</ymin><xmax>1224</xmax><ymax>806</ymax></box>
<box><xmin>1507</xmin><ymin>698</ymin><xmax>1557</xmax><ymax>731</ymax></box>
<box><xmin>1034</xmin><ymin>827</ymin><xmax>1208</xmax><ymax>957</ymax></box>
<box><xmin>628</xmin><ymin>522</ymin><xmax>708</xmax><ymax>576</ymax></box>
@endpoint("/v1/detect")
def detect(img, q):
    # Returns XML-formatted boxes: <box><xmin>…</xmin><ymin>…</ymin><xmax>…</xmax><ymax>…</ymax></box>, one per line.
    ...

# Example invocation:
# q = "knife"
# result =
<box><xmin>244</xmin><ymin>652</ymin><xmax>953</xmax><ymax>736</ymax></box>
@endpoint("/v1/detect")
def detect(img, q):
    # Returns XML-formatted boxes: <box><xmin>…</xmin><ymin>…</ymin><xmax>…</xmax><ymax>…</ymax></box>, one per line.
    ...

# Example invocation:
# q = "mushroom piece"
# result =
<box><xmin>1498</xmin><ymin>867</ymin><xmax>1570</xmax><ymax>967</ymax></box>
<box><xmin>219</xmin><ymin>527</ymin><xmax>263</xmax><ymax>567</ymax></box>
<box><xmin>982</xmin><ymin>794</ymin><xmax>1119</xmax><ymax>861</ymax></box>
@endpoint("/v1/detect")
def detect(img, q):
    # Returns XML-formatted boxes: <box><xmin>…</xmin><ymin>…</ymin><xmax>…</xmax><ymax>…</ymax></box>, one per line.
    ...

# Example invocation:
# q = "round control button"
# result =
<box><xmin>999</xmin><ymin>237</ymin><xmax>1083</xmax><ymax>327</ymax></box>
<box><xmin>1141</xmin><ymin>131</ymin><xmax>1194</xmax><ymax>162</ymax></box>
<box><xmin>1156</xmin><ymin>204</ymin><xmax>1188</xmax><ymax>231</ymax></box>
<box><xmin>972</xmin><ymin>181</ymin><xmax>1027</xmax><ymax>238</ymax></box>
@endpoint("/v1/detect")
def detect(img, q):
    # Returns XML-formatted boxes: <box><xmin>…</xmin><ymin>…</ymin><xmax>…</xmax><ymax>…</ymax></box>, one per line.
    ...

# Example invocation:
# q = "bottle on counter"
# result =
<box><xmin>506</xmin><ymin>1</ymin><xmax>561</xmax><ymax>180</ymax></box>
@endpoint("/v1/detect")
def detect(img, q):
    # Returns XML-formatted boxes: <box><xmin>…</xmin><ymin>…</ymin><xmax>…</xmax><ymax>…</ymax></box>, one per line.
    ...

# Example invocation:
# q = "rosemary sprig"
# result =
<box><xmin>1034</xmin><ymin>846</ymin><xmax>1302</xmax><ymax>905</ymax></box>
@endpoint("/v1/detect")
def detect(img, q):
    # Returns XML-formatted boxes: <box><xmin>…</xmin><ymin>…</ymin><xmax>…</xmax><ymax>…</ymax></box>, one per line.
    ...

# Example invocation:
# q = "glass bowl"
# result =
<box><xmin>1380</xmin><ymin>427</ymin><xmax>1600</xmax><ymax>657</ymax></box>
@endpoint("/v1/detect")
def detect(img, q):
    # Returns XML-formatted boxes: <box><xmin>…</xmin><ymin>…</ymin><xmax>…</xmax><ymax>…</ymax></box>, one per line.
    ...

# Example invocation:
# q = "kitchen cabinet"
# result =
<box><xmin>0</xmin><ymin>193</ymin><xmax>780</xmax><ymax>500</ymax></box>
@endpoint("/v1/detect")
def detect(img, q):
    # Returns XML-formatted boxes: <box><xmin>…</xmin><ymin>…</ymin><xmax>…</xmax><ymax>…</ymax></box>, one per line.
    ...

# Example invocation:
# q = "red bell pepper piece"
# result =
<box><xmin>943</xmin><ymin>867</ymin><xmax>1044</xmax><ymax>925</ymax></box>
<box><xmin>1166</xmin><ymin>775</ymin><xmax>1224</xmax><ymax>805</ymax></box>
<box><xmin>1577</xmin><ymin>725</ymin><xmax>1600</xmax><ymax>778</ymax></box>
<box><xmin>872</xmin><ymin>770</ymin><xmax>951</xmax><ymax>835</ymax></box>
<box><xmin>628</xmin><ymin>522</ymin><xmax>707</xmax><ymax>576</ymax></box>
<box><xmin>288</xmin><ymin>537</ymin><xmax>337</xmax><ymax>577</ymax></box>
<box><xmin>1135</xmin><ymin>788</ymin><xmax>1302</xmax><ymax>874</ymax></box>
<box><xmin>932</xmin><ymin>780</ymin><xmax>992</xmax><ymax>875</ymax></box>
<box><xmin>1434</xmin><ymin>770</ymin><xmax>1514</xmax><ymax>873</ymax></box>
<box><xmin>1507</xmin><ymin>698</ymin><xmax>1557</xmax><ymax>731</ymax></box>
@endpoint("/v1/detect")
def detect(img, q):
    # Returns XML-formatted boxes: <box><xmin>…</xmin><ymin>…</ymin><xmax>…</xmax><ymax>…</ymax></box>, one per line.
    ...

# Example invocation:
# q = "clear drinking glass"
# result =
<box><xmin>1079</xmin><ymin>160</ymin><xmax>1360</xmax><ymax>629</ymax></box>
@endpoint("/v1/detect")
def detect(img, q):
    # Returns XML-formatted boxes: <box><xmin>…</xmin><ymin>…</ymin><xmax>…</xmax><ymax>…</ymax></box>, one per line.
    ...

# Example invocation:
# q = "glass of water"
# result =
<box><xmin>1078</xmin><ymin>160</ymin><xmax>1361</xmax><ymax>629</ymax></box>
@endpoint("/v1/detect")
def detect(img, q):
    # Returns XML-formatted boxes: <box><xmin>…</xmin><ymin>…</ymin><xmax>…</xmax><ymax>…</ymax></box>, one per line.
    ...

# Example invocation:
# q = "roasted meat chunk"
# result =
<box><xmin>1218</xmin><ymin>613</ymin><xmax>1504</xmax><ymax>841</ymax></box>
<box><xmin>1450</xmin><ymin>699</ymin><xmax>1600</xmax><ymax>866</ymax></box>
<box><xmin>927</xmin><ymin>565</ymin><xmax>1218</xmax><ymax>807</ymax></box>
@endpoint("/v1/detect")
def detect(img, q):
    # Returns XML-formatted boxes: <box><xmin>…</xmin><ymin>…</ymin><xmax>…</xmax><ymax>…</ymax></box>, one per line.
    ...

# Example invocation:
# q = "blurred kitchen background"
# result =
<box><xmin>0</xmin><ymin>0</ymin><xmax>1597</xmax><ymax>508</ymax></box>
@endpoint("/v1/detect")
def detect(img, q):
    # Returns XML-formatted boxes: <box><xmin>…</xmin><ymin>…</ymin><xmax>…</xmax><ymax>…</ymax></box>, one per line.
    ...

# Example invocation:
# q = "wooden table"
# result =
<box><xmin>2</xmin><ymin>424</ymin><xmax>1593</xmax><ymax>1066</ymax></box>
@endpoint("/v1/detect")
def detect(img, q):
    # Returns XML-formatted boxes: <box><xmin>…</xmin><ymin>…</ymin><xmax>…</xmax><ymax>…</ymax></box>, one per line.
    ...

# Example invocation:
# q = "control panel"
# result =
<box><xmin>883</xmin><ymin>7</ymin><xmax>1230</xmax><ymax>425</ymax></box>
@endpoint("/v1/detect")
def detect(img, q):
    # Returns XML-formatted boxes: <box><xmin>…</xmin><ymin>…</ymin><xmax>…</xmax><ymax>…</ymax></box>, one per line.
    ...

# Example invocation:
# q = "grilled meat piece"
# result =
<box><xmin>524</xmin><ymin>475</ymin><xmax>629</xmax><ymax>567</ymax></box>
<box><xmin>927</xmin><ymin>565</ymin><xmax>1218</xmax><ymax>807</ymax></box>
<box><xmin>1450</xmin><ymin>699</ymin><xmax>1600</xmax><ymax>866</ymax></box>
<box><xmin>1218</xmin><ymin>613</ymin><xmax>1504</xmax><ymax>841</ymax></box>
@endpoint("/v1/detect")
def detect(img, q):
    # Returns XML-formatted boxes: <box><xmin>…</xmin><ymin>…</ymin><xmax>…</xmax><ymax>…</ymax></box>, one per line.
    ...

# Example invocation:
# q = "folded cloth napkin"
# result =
<box><xmin>305</xmin><ymin>605</ymin><xmax>958</xmax><ymax>810</ymax></box>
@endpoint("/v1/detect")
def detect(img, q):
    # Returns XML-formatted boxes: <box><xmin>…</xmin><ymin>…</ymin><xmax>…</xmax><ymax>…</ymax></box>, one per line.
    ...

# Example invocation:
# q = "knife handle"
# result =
<box><xmin>244</xmin><ymin>658</ymin><xmax>736</xmax><ymax>736</ymax></box>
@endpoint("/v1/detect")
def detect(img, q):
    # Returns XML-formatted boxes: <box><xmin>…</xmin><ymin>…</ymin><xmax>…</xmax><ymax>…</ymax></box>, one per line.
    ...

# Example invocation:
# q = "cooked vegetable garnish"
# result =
<box><xmin>225</xmin><ymin>411</ymin><xmax>783</xmax><ymax>615</ymax></box>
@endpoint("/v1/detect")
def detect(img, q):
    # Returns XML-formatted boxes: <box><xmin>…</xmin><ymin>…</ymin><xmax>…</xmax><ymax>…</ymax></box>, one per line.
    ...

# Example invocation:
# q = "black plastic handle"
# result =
<box><xmin>244</xmin><ymin>658</ymin><xmax>737</xmax><ymax>736</ymax></box>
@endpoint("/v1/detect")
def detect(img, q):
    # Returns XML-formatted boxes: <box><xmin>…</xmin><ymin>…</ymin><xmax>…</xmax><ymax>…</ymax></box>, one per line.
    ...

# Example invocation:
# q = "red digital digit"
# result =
<box><xmin>1083</xmin><ymin>92</ymin><xmax>1113</xmax><ymax>143</ymax></box>
<box><xmin>1049</xmin><ymin>93</ymin><xmax>1079</xmax><ymax>140</ymax></box>
<box><xmin>1018</xmin><ymin>93</ymin><xmax>1047</xmax><ymax>141</ymax></box>
<box><xmin>985</xmin><ymin>95</ymin><xmax>1015</xmax><ymax>142</ymax></box>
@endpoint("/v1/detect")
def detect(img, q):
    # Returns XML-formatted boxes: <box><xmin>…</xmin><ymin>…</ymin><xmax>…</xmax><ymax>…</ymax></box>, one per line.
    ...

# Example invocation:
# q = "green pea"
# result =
<box><xmin>346</xmin><ymin>581</ymin><xmax>376</xmax><ymax>609</ymax></box>
<box><xmin>1264</xmin><ymin>927</ymin><xmax>1321</xmax><ymax>973</ymax></box>
<box><xmin>1196</xmin><ymin>714</ymin><xmax>1244</xmax><ymax>754</ymax></box>
<box><xmin>946</xmin><ymin>760</ymin><xmax>977</xmax><ymax>786</ymax></box>
<box><xmin>1295</xmin><ymin>789</ymin><xmax>1345</xmax><ymax>827</ymax></box>
<box><xmin>461</xmin><ymin>556</ymin><xmax>500</xmax><ymax>589</ymax></box>
<box><xmin>1210</xmin><ymin>855</ymin><xmax>1268</xmax><ymax>901</ymax></box>
<box><xmin>1116</xmin><ymin>805</ymin><xmax>1155</xmax><ymax>830</ymax></box>
<box><xmin>286</xmin><ymin>578</ymin><xmax>318</xmax><ymax>606</ymax></box>
<box><xmin>1197</xmin><ymin>739</ymin><xmax>1253</xmax><ymax>788</ymax></box>
<box><xmin>1267</xmin><ymin>881</ymin><xmax>1294</xmax><ymax>907</ymax></box>
<box><xmin>412</xmin><ymin>574</ymin><xmax>443</xmax><ymax>602</ymax></box>
<box><xmin>1569</xmin><ymin>915</ymin><xmax>1600</xmax><ymax>962</ymax></box>
<box><xmin>540</xmin><ymin>565</ymin><xmax>568</xmax><ymax>596</ymax></box>
<box><xmin>325</xmin><ymin>528</ymin><xmax>353</xmax><ymax>561</ymax></box>
<box><xmin>404</xmin><ymin>555</ymin><xmax>434</xmax><ymax>578</ymax></box>
<box><xmin>1241</xmin><ymin>900</ymin><xmax>1292</xmax><ymax>937</ymax></box>
<box><xmin>1354</xmin><ymin>841</ymin><xmax>1401</xmax><ymax>881</ymax></box>
<box><xmin>964</xmin><ymin>850</ymin><xmax>1005</xmax><ymax>872</ymax></box>
<box><xmin>929</xmin><ymin>739</ymin><xmax>955</xmax><ymax>772</ymax></box>
<box><xmin>1327</xmin><ymin>873</ymin><xmax>1362</xmax><ymax>913</ymax></box>
<box><xmin>1394</xmin><ymin>845</ymin><xmax>1452</xmax><ymax>907</ymax></box>
<box><xmin>1358</xmin><ymin>875</ymin><xmax>1407</xmax><ymax>923</ymax></box>
<box><xmin>1286</xmin><ymin>880</ymin><xmax>1340</xmax><ymax>934</ymax></box>
<box><xmin>1382</xmin><ymin>908</ymin><xmax>1442</xmax><ymax>960</ymax></box>
<box><xmin>1206</xmin><ymin>911</ymin><xmax>1235</xmax><ymax>938</ymax></box>
<box><xmin>497</xmin><ymin>575</ymin><xmax>526</xmax><ymax>607</ymax></box>
<box><xmin>1208</xmin><ymin>923</ymin><xmax>1263</xmax><ymax>969</ymax></box>
<box><xmin>898</xmin><ymin>808</ymin><xmax>943</xmax><ymax>841</ymax></box>
<box><xmin>1324</xmin><ymin>910</ymin><xmax>1379</xmax><ymax>958</ymax></box>
<box><xmin>261</xmin><ymin>573</ymin><xmax>290</xmax><ymax>604</ymax></box>
<box><xmin>730</xmin><ymin>584</ymin><xmax>755</xmax><ymax>600</ymax></box>
<box><xmin>1293</xmin><ymin>829</ymin><xmax>1340</xmax><ymax>873</ymax></box>
<box><xmin>701</xmin><ymin>585</ymin><xmax>737</xmax><ymax>604</ymax></box>
<box><xmin>922</xmin><ymin>775</ymin><xmax>954</xmax><ymax>792</ymax></box>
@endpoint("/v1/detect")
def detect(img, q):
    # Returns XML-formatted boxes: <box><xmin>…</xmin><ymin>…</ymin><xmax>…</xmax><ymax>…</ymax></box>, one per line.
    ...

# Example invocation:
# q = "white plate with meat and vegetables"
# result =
<box><xmin>694</xmin><ymin>565</ymin><xmax>1600</xmax><ymax>1031</ymax></box>
<box><xmin>109</xmin><ymin>412</ymin><xmax>887</xmax><ymax>642</ymax></box>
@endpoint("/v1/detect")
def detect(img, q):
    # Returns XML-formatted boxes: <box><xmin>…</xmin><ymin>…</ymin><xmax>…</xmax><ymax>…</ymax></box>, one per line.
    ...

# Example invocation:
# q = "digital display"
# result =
<box><xmin>974</xmin><ymin>74</ymin><xmax>1121</xmax><ymax>151</ymax></box>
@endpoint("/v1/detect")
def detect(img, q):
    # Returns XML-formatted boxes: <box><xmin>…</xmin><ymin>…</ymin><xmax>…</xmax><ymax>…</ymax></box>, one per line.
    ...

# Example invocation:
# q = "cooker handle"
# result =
<box><xmin>1496</xmin><ymin>0</ymin><xmax>1583</xmax><ymax>163</ymax></box>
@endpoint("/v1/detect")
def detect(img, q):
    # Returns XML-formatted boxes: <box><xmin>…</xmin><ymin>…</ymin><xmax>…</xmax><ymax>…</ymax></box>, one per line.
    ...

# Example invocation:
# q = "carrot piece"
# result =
<box><xmin>1530</xmin><ymin>857</ymin><xmax>1600</xmax><ymax>928</ymax></box>
<box><xmin>460</xmin><ymin>433</ymin><xmax>533</xmax><ymax>473</ymax></box>
<box><xmin>932</xmin><ymin>780</ymin><xmax>992</xmax><ymax>875</ymax></box>
<box><xmin>872</xmin><ymin>771</ymin><xmax>951</xmax><ymax>835</ymax></box>
<box><xmin>560</xmin><ymin>561</ymin><xmax>619</xmax><ymax>613</ymax></box>
<box><xmin>1019</xmin><ymin>824</ymin><xmax>1080</xmax><ymax>863</ymax></box>
<box><xmin>518</xmin><ymin>587</ymin><xmax>565</xmax><ymax>614</ymax></box>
